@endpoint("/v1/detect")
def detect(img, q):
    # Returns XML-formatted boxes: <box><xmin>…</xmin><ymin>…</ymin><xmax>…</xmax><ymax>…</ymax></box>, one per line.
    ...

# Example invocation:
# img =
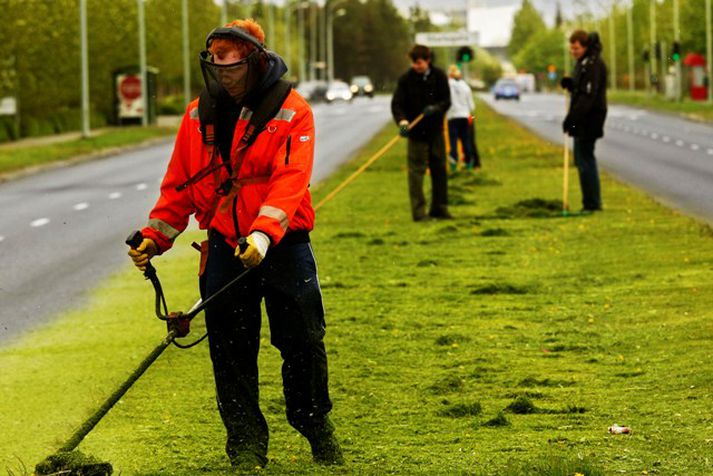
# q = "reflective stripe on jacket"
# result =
<box><xmin>142</xmin><ymin>89</ymin><xmax>315</xmax><ymax>253</ymax></box>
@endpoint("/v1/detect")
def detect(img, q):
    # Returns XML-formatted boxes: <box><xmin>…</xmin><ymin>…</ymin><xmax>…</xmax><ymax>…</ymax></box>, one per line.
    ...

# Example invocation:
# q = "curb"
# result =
<box><xmin>0</xmin><ymin>135</ymin><xmax>175</xmax><ymax>184</ymax></box>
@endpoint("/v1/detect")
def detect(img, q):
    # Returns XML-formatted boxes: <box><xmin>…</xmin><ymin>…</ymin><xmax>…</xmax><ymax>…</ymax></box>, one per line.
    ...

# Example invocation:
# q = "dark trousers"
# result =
<box><xmin>407</xmin><ymin>134</ymin><xmax>449</xmax><ymax>219</ymax></box>
<box><xmin>447</xmin><ymin>118</ymin><xmax>476</xmax><ymax>167</ymax></box>
<box><xmin>201</xmin><ymin>232</ymin><xmax>332</xmax><ymax>463</ymax></box>
<box><xmin>468</xmin><ymin>120</ymin><xmax>481</xmax><ymax>168</ymax></box>
<box><xmin>573</xmin><ymin>137</ymin><xmax>602</xmax><ymax>210</ymax></box>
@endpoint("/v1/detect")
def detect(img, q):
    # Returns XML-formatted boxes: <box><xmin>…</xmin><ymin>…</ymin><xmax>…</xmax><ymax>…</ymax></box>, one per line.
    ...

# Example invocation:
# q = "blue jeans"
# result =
<box><xmin>573</xmin><ymin>137</ymin><xmax>602</xmax><ymax>210</ymax></box>
<box><xmin>201</xmin><ymin>231</ymin><xmax>332</xmax><ymax>462</ymax></box>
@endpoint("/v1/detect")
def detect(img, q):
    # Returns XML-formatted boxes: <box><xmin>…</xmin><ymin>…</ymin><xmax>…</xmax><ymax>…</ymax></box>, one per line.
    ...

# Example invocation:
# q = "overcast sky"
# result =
<box><xmin>395</xmin><ymin>0</ymin><xmax>577</xmax><ymax>26</ymax></box>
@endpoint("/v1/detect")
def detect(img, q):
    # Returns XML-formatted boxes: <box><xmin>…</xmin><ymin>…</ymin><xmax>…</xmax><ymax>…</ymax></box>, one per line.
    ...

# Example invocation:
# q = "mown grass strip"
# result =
<box><xmin>609</xmin><ymin>90</ymin><xmax>713</xmax><ymax>123</ymax></box>
<box><xmin>0</xmin><ymin>126</ymin><xmax>176</xmax><ymax>176</ymax></box>
<box><xmin>2</xmin><ymin>100</ymin><xmax>713</xmax><ymax>475</ymax></box>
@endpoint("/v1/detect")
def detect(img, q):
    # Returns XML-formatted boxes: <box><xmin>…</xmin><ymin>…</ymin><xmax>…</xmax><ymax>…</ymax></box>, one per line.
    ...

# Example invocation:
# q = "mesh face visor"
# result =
<box><xmin>200</xmin><ymin>49</ymin><xmax>262</xmax><ymax>103</ymax></box>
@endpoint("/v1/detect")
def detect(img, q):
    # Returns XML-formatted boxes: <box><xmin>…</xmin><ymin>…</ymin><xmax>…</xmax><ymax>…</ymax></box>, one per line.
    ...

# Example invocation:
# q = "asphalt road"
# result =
<box><xmin>0</xmin><ymin>96</ymin><xmax>392</xmax><ymax>344</ymax></box>
<box><xmin>481</xmin><ymin>93</ymin><xmax>713</xmax><ymax>223</ymax></box>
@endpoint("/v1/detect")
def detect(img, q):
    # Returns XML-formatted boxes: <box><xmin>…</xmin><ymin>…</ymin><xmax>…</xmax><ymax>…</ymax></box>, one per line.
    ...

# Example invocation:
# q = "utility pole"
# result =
<box><xmin>627</xmin><ymin>3</ymin><xmax>634</xmax><ymax>91</ymax></box>
<box><xmin>221</xmin><ymin>0</ymin><xmax>228</xmax><ymax>24</ymax></box>
<box><xmin>79</xmin><ymin>0</ymin><xmax>90</xmax><ymax>138</ymax></box>
<box><xmin>137</xmin><ymin>0</ymin><xmax>148</xmax><ymax>126</ymax></box>
<box><xmin>320</xmin><ymin>2</ymin><xmax>326</xmax><ymax>81</ymax></box>
<box><xmin>182</xmin><ymin>0</ymin><xmax>191</xmax><ymax>107</ymax></box>
<box><xmin>650</xmin><ymin>0</ymin><xmax>657</xmax><ymax>93</ymax></box>
<box><xmin>609</xmin><ymin>5</ymin><xmax>617</xmax><ymax>91</ymax></box>
<box><xmin>706</xmin><ymin>0</ymin><xmax>713</xmax><ymax>104</ymax></box>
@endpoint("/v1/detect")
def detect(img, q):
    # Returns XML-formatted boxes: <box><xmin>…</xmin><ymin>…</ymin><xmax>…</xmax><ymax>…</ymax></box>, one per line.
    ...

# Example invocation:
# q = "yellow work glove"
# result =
<box><xmin>127</xmin><ymin>238</ymin><xmax>158</xmax><ymax>272</ymax></box>
<box><xmin>237</xmin><ymin>231</ymin><xmax>270</xmax><ymax>268</ymax></box>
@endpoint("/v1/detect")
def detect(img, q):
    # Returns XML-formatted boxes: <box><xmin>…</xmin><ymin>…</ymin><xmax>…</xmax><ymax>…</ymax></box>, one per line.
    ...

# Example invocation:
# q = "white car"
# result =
<box><xmin>325</xmin><ymin>81</ymin><xmax>353</xmax><ymax>103</ymax></box>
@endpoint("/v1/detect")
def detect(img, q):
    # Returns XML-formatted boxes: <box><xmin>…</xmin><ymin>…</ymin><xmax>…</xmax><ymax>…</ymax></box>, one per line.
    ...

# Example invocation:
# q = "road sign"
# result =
<box><xmin>415</xmin><ymin>31</ymin><xmax>479</xmax><ymax>47</ymax></box>
<box><xmin>0</xmin><ymin>96</ymin><xmax>17</xmax><ymax>116</ymax></box>
<box><xmin>117</xmin><ymin>74</ymin><xmax>144</xmax><ymax>120</ymax></box>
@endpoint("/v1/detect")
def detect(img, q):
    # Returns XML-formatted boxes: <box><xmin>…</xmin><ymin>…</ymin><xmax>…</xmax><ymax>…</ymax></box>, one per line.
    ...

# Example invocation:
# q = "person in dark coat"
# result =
<box><xmin>391</xmin><ymin>44</ymin><xmax>452</xmax><ymax>221</ymax></box>
<box><xmin>561</xmin><ymin>30</ymin><xmax>608</xmax><ymax>212</ymax></box>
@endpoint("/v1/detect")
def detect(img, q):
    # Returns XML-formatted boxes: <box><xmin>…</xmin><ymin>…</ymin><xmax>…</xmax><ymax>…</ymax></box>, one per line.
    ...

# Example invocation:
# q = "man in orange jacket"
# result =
<box><xmin>128</xmin><ymin>19</ymin><xmax>342</xmax><ymax>470</ymax></box>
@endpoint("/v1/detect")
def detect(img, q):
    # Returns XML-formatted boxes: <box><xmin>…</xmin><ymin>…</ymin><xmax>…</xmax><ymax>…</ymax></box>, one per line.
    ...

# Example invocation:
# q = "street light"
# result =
<box><xmin>327</xmin><ymin>1</ymin><xmax>347</xmax><ymax>83</ymax></box>
<box><xmin>137</xmin><ymin>0</ymin><xmax>148</xmax><ymax>126</ymax></box>
<box><xmin>79</xmin><ymin>0</ymin><xmax>90</xmax><ymax>137</ymax></box>
<box><xmin>285</xmin><ymin>1</ymin><xmax>310</xmax><ymax>81</ymax></box>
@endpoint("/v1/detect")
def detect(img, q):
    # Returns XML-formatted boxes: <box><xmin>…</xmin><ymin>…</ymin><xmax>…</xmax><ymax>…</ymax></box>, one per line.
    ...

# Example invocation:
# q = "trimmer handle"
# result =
<box><xmin>126</xmin><ymin>230</ymin><xmax>156</xmax><ymax>276</ymax></box>
<box><xmin>237</xmin><ymin>237</ymin><xmax>249</xmax><ymax>254</ymax></box>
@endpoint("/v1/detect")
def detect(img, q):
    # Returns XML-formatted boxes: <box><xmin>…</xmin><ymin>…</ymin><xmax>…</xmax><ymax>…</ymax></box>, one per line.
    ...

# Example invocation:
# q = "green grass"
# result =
<box><xmin>609</xmin><ymin>90</ymin><xmax>713</xmax><ymax>122</ymax></box>
<box><xmin>2</xmin><ymin>101</ymin><xmax>713</xmax><ymax>475</ymax></box>
<box><xmin>0</xmin><ymin>126</ymin><xmax>176</xmax><ymax>175</ymax></box>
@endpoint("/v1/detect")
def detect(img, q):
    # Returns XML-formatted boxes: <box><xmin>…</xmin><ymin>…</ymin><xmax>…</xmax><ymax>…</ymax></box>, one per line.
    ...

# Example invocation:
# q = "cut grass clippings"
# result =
<box><xmin>2</xmin><ymin>99</ymin><xmax>713</xmax><ymax>474</ymax></box>
<box><xmin>0</xmin><ymin>126</ymin><xmax>176</xmax><ymax>176</ymax></box>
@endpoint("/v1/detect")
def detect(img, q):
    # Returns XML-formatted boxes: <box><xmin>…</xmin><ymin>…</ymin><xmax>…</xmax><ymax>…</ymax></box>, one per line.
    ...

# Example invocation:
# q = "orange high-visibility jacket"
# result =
<box><xmin>142</xmin><ymin>90</ymin><xmax>315</xmax><ymax>253</ymax></box>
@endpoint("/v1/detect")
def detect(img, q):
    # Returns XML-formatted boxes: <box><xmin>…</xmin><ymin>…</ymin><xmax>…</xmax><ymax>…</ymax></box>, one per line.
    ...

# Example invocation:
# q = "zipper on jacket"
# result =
<box><xmin>285</xmin><ymin>135</ymin><xmax>292</xmax><ymax>165</ymax></box>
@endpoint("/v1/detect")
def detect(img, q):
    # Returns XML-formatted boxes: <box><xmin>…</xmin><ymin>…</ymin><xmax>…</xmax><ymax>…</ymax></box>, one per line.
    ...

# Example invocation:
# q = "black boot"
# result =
<box><xmin>310</xmin><ymin>433</ymin><xmax>344</xmax><ymax>466</ymax></box>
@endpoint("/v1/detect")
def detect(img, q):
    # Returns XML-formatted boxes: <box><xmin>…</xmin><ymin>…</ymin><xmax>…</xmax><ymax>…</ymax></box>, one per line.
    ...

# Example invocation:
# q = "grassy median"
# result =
<box><xmin>0</xmin><ymin>126</ymin><xmax>176</xmax><ymax>177</ymax></box>
<box><xmin>609</xmin><ymin>90</ymin><xmax>713</xmax><ymax>123</ymax></box>
<box><xmin>2</xmin><ymin>102</ymin><xmax>713</xmax><ymax>475</ymax></box>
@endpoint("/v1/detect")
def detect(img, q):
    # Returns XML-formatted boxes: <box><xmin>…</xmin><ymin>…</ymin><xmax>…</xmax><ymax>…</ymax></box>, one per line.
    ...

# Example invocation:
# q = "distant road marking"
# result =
<box><xmin>31</xmin><ymin>218</ymin><xmax>50</xmax><ymax>228</ymax></box>
<box><xmin>676</xmin><ymin>140</ymin><xmax>685</xmax><ymax>147</ymax></box>
<box><xmin>707</xmin><ymin>149</ymin><xmax>713</xmax><ymax>155</ymax></box>
<box><xmin>691</xmin><ymin>144</ymin><xmax>700</xmax><ymax>151</ymax></box>
<box><xmin>108</xmin><ymin>192</ymin><xmax>122</xmax><ymax>199</ymax></box>
<box><xmin>73</xmin><ymin>202</ymin><xmax>89</xmax><ymax>211</ymax></box>
<box><xmin>135</xmin><ymin>183</ymin><xmax>148</xmax><ymax>191</ymax></box>
<box><xmin>662</xmin><ymin>136</ymin><xmax>671</xmax><ymax>143</ymax></box>
<box><xmin>650</xmin><ymin>133</ymin><xmax>659</xmax><ymax>139</ymax></box>
<box><xmin>0</xmin><ymin>236</ymin><xmax>5</xmax><ymax>243</ymax></box>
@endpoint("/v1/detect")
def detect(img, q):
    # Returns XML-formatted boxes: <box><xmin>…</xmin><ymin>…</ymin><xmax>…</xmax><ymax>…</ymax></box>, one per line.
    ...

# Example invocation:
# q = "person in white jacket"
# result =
<box><xmin>446</xmin><ymin>65</ymin><xmax>479</xmax><ymax>171</ymax></box>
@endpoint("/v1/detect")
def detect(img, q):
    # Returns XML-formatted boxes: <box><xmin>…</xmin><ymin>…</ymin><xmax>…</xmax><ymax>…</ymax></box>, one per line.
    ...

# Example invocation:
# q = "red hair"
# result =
<box><xmin>209</xmin><ymin>19</ymin><xmax>266</xmax><ymax>57</ymax></box>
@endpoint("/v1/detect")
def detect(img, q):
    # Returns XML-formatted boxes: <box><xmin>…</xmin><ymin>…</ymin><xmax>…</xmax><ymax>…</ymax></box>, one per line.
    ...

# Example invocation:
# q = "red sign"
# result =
<box><xmin>119</xmin><ymin>75</ymin><xmax>142</xmax><ymax>102</ymax></box>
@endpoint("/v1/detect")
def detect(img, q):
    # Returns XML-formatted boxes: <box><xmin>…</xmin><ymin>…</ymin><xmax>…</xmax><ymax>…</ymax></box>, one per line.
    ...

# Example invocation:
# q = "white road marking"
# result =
<box><xmin>662</xmin><ymin>136</ymin><xmax>671</xmax><ymax>143</ymax></box>
<box><xmin>676</xmin><ymin>140</ymin><xmax>685</xmax><ymax>147</ymax></box>
<box><xmin>135</xmin><ymin>183</ymin><xmax>148</xmax><ymax>191</ymax></box>
<box><xmin>650</xmin><ymin>133</ymin><xmax>659</xmax><ymax>139</ymax></box>
<box><xmin>708</xmin><ymin>149</ymin><xmax>713</xmax><ymax>155</ymax></box>
<box><xmin>0</xmin><ymin>236</ymin><xmax>5</xmax><ymax>243</ymax></box>
<box><xmin>691</xmin><ymin>144</ymin><xmax>700</xmax><ymax>151</ymax></box>
<box><xmin>108</xmin><ymin>192</ymin><xmax>122</xmax><ymax>199</ymax></box>
<box><xmin>73</xmin><ymin>202</ymin><xmax>89</xmax><ymax>211</ymax></box>
<box><xmin>31</xmin><ymin>218</ymin><xmax>50</xmax><ymax>228</ymax></box>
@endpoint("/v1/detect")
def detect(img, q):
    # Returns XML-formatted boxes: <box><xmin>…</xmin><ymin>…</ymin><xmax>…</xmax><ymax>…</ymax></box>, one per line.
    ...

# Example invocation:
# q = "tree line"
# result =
<box><xmin>0</xmin><ymin>0</ymin><xmax>420</xmax><ymax>142</ymax></box>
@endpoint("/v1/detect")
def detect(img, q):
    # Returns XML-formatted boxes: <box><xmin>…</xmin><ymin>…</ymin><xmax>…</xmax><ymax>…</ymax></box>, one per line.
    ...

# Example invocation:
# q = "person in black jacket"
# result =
<box><xmin>561</xmin><ymin>30</ymin><xmax>608</xmax><ymax>212</ymax></box>
<box><xmin>391</xmin><ymin>44</ymin><xmax>452</xmax><ymax>221</ymax></box>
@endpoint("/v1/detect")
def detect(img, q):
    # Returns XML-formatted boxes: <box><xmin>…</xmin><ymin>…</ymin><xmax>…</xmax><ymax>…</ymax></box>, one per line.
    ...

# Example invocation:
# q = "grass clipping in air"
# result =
<box><xmin>2</xmin><ymin>99</ymin><xmax>713</xmax><ymax>474</ymax></box>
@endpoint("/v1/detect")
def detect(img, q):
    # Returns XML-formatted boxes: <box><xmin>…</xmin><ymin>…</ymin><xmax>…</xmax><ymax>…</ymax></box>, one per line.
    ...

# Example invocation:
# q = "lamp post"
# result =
<box><xmin>707</xmin><ymin>0</ymin><xmax>712</xmax><ymax>103</ymax></box>
<box><xmin>627</xmin><ymin>1</ymin><xmax>634</xmax><ymax>91</ymax></box>
<box><xmin>327</xmin><ymin>0</ymin><xmax>347</xmax><ymax>83</ymax></box>
<box><xmin>285</xmin><ymin>1</ymin><xmax>310</xmax><ymax>81</ymax></box>
<box><xmin>138</xmin><ymin>0</ymin><xmax>148</xmax><ymax>126</ymax></box>
<box><xmin>309</xmin><ymin>2</ymin><xmax>317</xmax><ymax>80</ymax></box>
<box><xmin>182</xmin><ymin>0</ymin><xmax>191</xmax><ymax>107</ymax></box>
<box><xmin>650</xmin><ymin>0</ymin><xmax>657</xmax><ymax>93</ymax></box>
<box><xmin>79</xmin><ymin>0</ymin><xmax>90</xmax><ymax>137</ymax></box>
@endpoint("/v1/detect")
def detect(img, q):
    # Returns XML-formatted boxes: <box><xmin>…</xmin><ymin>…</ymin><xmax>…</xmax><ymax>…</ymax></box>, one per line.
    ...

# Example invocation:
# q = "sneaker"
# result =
<box><xmin>310</xmin><ymin>434</ymin><xmax>345</xmax><ymax>465</ymax></box>
<box><xmin>448</xmin><ymin>156</ymin><xmax>458</xmax><ymax>172</ymax></box>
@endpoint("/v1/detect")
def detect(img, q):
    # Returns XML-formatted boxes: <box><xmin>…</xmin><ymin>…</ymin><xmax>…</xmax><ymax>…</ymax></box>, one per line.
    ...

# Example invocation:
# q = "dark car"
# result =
<box><xmin>349</xmin><ymin>75</ymin><xmax>374</xmax><ymax>98</ymax></box>
<box><xmin>295</xmin><ymin>80</ymin><xmax>328</xmax><ymax>103</ymax></box>
<box><xmin>493</xmin><ymin>79</ymin><xmax>520</xmax><ymax>101</ymax></box>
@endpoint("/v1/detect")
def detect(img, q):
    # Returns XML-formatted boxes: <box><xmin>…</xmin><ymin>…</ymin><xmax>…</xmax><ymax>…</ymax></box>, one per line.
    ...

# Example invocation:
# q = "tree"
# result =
<box><xmin>508</xmin><ymin>0</ymin><xmax>546</xmax><ymax>59</ymax></box>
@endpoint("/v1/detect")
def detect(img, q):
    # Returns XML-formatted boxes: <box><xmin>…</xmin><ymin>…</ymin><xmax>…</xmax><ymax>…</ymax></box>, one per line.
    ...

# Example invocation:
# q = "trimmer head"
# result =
<box><xmin>35</xmin><ymin>450</ymin><xmax>112</xmax><ymax>476</ymax></box>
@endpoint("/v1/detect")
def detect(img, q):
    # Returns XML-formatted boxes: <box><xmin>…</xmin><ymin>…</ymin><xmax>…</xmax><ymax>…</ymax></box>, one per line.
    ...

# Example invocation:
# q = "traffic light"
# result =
<box><xmin>672</xmin><ymin>41</ymin><xmax>681</xmax><ymax>62</ymax></box>
<box><xmin>456</xmin><ymin>46</ymin><xmax>474</xmax><ymax>63</ymax></box>
<box><xmin>642</xmin><ymin>48</ymin><xmax>650</xmax><ymax>63</ymax></box>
